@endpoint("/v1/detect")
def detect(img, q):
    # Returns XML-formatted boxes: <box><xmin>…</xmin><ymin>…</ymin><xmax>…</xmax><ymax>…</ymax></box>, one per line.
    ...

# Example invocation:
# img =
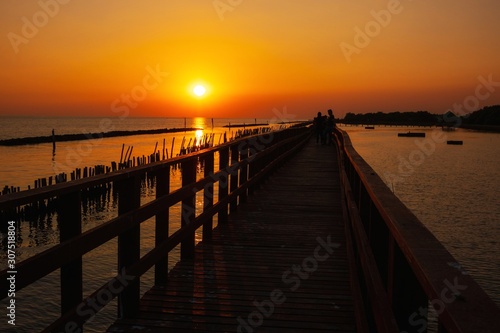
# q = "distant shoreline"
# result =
<box><xmin>338</xmin><ymin>122</ymin><xmax>500</xmax><ymax>133</ymax></box>
<box><xmin>459</xmin><ymin>124</ymin><xmax>500</xmax><ymax>133</ymax></box>
<box><xmin>0</xmin><ymin>127</ymin><xmax>201</xmax><ymax>146</ymax></box>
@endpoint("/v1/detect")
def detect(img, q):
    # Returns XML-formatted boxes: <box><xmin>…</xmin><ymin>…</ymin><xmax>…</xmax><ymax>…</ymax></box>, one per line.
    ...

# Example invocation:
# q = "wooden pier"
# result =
<box><xmin>108</xmin><ymin>136</ymin><xmax>354</xmax><ymax>332</ymax></box>
<box><xmin>1</xmin><ymin>125</ymin><xmax>500</xmax><ymax>333</ymax></box>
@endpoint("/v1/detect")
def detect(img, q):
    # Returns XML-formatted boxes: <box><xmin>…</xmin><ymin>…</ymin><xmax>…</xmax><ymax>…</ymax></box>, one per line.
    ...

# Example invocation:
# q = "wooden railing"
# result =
<box><xmin>334</xmin><ymin>127</ymin><xmax>500</xmax><ymax>333</ymax></box>
<box><xmin>0</xmin><ymin>125</ymin><xmax>312</xmax><ymax>332</ymax></box>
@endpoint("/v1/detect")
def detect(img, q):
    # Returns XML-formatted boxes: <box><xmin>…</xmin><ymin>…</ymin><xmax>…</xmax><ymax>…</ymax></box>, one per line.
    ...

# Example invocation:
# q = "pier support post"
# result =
<box><xmin>116</xmin><ymin>176</ymin><xmax>141</xmax><ymax>318</ymax></box>
<box><xmin>181</xmin><ymin>158</ymin><xmax>196</xmax><ymax>260</ymax></box>
<box><xmin>58</xmin><ymin>191</ymin><xmax>82</xmax><ymax>322</ymax></box>
<box><xmin>155</xmin><ymin>167</ymin><xmax>170</xmax><ymax>286</ymax></box>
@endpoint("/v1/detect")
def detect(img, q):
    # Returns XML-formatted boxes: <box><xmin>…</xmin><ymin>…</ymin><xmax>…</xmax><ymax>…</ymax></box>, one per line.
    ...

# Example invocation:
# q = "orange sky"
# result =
<box><xmin>1</xmin><ymin>0</ymin><xmax>499</xmax><ymax>119</ymax></box>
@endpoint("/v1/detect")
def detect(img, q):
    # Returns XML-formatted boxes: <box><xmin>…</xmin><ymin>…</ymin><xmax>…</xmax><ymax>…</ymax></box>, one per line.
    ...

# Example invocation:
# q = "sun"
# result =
<box><xmin>193</xmin><ymin>84</ymin><xmax>206</xmax><ymax>97</ymax></box>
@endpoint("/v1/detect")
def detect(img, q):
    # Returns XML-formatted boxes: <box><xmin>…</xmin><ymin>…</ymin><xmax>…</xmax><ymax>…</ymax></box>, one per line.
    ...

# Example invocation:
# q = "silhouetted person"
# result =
<box><xmin>313</xmin><ymin>112</ymin><xmax>326</xmax><ymax>144</ymax></box>
<box><xmin>325</xmin><ymin>109</ymin><xmax>336</xmax><ymax>145</ymax></box>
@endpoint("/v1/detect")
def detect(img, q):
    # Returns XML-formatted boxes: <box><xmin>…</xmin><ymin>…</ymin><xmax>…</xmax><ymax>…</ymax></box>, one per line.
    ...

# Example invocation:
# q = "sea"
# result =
<box><xmin>0</xmin><ymin>117</ymin><xmax>499</xmax><ymax>332</ymax></box>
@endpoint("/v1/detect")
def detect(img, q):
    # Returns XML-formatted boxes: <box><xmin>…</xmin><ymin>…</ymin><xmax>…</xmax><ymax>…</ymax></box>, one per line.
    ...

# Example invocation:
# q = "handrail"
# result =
<box><xmin>0</xmin><ymin>125</ymin><xmax>312</xmax><ymax>332</ymax></box>
<box><xmin>334</xmin><ymin>127</ymin><xmax>500</xmax><ymax>333</ymax></box>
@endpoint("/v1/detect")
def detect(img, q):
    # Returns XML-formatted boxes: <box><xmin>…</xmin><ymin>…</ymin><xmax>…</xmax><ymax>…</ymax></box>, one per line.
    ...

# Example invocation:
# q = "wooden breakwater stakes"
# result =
<box><xmin>0</xmin><ymin>127</ymin><xmax>201</xmax><ymax>146</ymax></box>
<box><xmin>0</xmin><ymin>133</ymin><xmax>219</xmax><ymax>223</ymax></box>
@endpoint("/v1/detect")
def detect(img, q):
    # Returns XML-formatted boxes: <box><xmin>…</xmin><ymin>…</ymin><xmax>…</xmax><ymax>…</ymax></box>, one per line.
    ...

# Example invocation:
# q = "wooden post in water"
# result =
<box><xmin>170</xmin><ymin>137</ymin><xmax>175</xmax><ymax>159</ymax></box>
<box><xmin>162</xmin><ymin>138</ymin><xmax>165</xmax><ymax>160</ymax></box>
<box><xmin>179</xmin><ymin>137</ymin><xmax>185</xmax><ymax>155</ymax></box>
<box><xmin>119</xmin><ymin>144</ymin><xmax>125</xmax><ymax>164</ymax></box>
<box><xmin>126</xmin><ymin>146</ymin><xmax>134</xmax><ymax>167</ymax></box>
<box><xmin>52</xmin><ymin>129</ymin><xmax>56</xmax><ymax>152</ymax></box>
<box><xmin>153</xmin><ymin>141</ymin><xmax>158</xmax><ymax>156</ymax></box>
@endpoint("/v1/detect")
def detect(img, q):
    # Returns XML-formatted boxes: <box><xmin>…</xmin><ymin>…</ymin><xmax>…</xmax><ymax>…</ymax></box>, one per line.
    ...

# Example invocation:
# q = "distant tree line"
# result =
<box><xmin>461</xmin><ymin>105</ymin><xmax>500</xmax><ymax>126</ymax></box>
<box><xmin>340</xmin><ymin>105</ymin><xmax>500</xmax><ymax>127</ymax></box>
<box><xmin>341</xmin><ymin>111</ymin><xmax>438</xmax><ymax>126</ymax></box>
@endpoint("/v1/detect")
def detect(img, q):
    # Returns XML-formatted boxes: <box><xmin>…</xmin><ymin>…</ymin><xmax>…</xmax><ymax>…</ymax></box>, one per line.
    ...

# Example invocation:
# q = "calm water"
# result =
<box><xmin>342</xmin><ymin>125</ymin><xmax>500</xmax><ymax>308</ymax></box>
<box><xmin>0</xmin><ymin>118</ymin><xmax>498</xmax><ymax>332</ymax></box>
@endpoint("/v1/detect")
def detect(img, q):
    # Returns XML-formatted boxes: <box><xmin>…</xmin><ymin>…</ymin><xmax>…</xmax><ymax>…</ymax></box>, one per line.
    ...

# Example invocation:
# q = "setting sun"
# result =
<box><xmin>193</xmin><ymin>85</ymin><xmax>206</xmax><ymax>97</ymax></box>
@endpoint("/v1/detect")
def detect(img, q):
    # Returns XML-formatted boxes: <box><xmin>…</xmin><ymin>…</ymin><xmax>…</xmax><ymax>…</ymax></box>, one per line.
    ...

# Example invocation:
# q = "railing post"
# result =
<box><xmin>229</xmin><ymin>144</ymin><xmax>239</xmax><ymax>213</ymax></box>
<box><xmin>387</xmin><ymin>234</ymin><xmax>395</xmax><ymax>303</ymax></box>
<box><xmin>218</xmin><ymin>146</ymin><xmax>229</xmax><ymax>224</ymax></box>
<box><xmin>181</xmin><ymin>157</ymin><xmax>196</xmax><ymax>260</ymax></box>
<box><xmin>248</xmin><ymin>146</ymin><xmax>258</xmax><ymax>195</ymax></box>
<box><xmin>239</xmin><ymin>142</ymin><xmax>248</xmax><ymax>204</ymax></box>
<box><xmin>116</xmin><ymin>176</ymin><xmax>141</xmax><ymax>318</ymax></box>
<box><xmin>369</xmin><ymin>205</ymin><xmax>389</xmax><ymax>289</ymax></box>
<box><xmin>203</xmin><ymin>152</ymin><xmax>215</xmax><ymax>240</ymax></box>
<box><xmin>392</xmin><ymin>246</ymin><xmax>428</xmax><ymax>332</ymax></box>
<box><xmin>155</xmin><ymin>166</ymin><xmax>170</xmax><ymax>286</ymax></box>
<box><xmin>58</xmin><ymin>191</ymin><xmax>82</xmax><ymax>324</ymax></box>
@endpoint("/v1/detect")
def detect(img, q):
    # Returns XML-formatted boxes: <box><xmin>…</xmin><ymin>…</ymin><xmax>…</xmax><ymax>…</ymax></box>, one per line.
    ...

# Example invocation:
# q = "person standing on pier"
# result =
<box><xmin>313</xmin><ymin>112</ymin><xmax>326</xmax><ymax>144</ymax></box>
<box><xmin>325</xmin><ymin>109</ymin><xmax>336</xmax><ymax>145</ymax></box>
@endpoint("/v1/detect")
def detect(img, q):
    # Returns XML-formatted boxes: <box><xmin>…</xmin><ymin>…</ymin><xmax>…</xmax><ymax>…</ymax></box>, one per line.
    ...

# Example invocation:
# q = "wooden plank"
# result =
<box><xmin>107</xmin><ymin>138</ymin><xmax>357</xmax><ymax>332</ymax></box>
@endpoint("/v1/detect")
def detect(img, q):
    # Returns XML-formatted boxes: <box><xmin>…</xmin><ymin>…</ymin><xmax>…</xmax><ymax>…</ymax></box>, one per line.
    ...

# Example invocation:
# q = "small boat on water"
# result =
<box><xmin>365</xmin><ymin>126</ymin><xmax>375</xmax><ymax>129</ymax></box>
<box><xmin>447</xmin><ymin>140</ymin><xmax>463</xmax><ymax>145</ymax></box>
<box><xmin>398</xmin><ymin>132</ymin><xmax>426</xmax><ymax>137</ymax></box>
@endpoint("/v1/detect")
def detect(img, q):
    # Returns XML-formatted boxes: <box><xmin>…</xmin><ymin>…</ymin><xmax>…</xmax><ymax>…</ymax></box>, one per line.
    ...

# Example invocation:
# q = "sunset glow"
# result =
<box><xmin>0</xmin><ymin>1</ymin><xmax>499</xmax><ymax>118</ymax></box>
<box><xmin>193</xmin><ymin>85</ymin><xmax>206</xmax><ymax>97</ymax></box>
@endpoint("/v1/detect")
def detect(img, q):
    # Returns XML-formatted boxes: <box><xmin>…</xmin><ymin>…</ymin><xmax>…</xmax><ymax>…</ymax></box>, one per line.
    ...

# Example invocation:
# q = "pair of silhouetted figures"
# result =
<box><xmin>314</xmin><ymin>109</ymin><xmax>336</xmax><ymax>145</ymax></box>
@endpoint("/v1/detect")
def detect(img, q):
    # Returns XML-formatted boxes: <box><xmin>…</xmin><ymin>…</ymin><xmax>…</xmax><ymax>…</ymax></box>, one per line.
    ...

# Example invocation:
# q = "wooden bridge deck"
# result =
<box><xmin>107</xmin><ymin>139</ymin><xmax>357</xmax><ymax>332</ymax></box>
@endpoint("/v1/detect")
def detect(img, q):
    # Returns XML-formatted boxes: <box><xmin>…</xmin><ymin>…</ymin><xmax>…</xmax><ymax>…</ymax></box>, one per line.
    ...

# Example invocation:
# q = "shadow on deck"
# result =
<box><xmin>107</xmin><ymin>140</ymin><xmax>356</xmax><ymax>332</ymax></box>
